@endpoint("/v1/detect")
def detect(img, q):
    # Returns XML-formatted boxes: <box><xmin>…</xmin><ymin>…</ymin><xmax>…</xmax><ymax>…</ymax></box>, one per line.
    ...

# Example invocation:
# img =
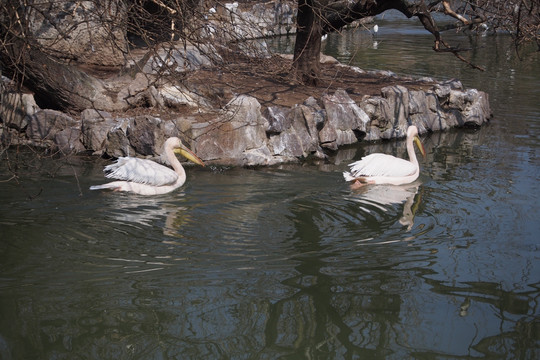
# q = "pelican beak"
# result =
<box><xmin>414</xmin><ymin>136</ymin><xmax>426</xmax><ymax>158</ymax></box>
<box><xmin>174</xmin><ymin>145</ymin><xmax>205</xmax><ymax>166</ymax></box>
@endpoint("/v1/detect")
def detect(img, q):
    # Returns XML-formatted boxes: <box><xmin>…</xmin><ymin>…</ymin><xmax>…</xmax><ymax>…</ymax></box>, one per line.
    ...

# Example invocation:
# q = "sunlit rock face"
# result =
<box><xmin>28</xmin><ymin>1</ymin><xmax>127</xmax><ymax>67</ymax></box>
<box><xmin>3</xmin><ymin>75</ymin><xmax>490</xmax><ymax>164</ymax></box>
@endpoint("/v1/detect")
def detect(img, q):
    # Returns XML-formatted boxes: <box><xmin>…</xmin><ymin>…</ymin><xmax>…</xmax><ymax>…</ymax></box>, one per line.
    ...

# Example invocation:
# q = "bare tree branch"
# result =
<box><xmin>442</xmin><ymin>0</ymin><xmax>470</xmax><ymax>24</ymax></box>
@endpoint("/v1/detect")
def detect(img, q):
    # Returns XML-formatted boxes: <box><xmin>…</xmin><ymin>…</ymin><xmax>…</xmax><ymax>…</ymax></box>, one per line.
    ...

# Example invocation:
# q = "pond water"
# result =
<box><xmin>1</xmin><ymin>15</ymin><xmax>539</xmax><ymax>359</ymax></box>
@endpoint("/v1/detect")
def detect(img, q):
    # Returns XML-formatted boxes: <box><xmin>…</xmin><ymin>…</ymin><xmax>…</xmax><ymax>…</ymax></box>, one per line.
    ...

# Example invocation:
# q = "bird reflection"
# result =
<box><xmin>459</xmin><ymin>297</ymin><xmax>471</xmax><ymax>317</ymax></box>
<box><xmin>349</xmin><ymin>181</ymin><xmax>422</xmax><ymax>231</ymax></box>
<box><xmin>102</xmin><ymin>194</ymin><xmax>190</xmax><ymax>237</ymax></box>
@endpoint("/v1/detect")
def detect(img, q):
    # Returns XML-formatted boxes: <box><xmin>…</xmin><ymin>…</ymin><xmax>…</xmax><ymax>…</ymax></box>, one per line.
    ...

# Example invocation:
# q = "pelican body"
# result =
<box><xmin>343</xmin><ymin>126</ymin><xmax>426</xmax><ymax>186</ymax></box>
<box><xmin>90</xmin><ymin>137</ymin><xmax>204</xmax><ymax>195</ymax></box>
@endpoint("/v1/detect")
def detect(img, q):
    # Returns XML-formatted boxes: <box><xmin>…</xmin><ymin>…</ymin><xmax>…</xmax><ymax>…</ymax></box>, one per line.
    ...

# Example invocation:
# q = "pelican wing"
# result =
<box><xmin>348</xmin><ymin>153</ymin><xmax>416</xmax><ymax>178</ymax></box>
<box><xmin>104</xmin><ymin>157</ymin><xmax>179</xmax><ymax>186</ymax></box>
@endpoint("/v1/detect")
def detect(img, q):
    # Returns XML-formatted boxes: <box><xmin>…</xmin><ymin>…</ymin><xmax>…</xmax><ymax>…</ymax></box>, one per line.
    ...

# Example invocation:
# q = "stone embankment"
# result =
<box><xmin>1</xmin><ymin>72</ymin><xmax>491</xmax><ymax>166</ymax></box>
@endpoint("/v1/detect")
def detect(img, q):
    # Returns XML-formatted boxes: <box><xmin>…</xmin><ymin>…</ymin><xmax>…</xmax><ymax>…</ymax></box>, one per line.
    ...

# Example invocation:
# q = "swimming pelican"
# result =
<box><xmin>90</xmin><ymin>137</ymin><xmax>204</xmax><ymax>195</ymax></box>
<box><xmin>343</xmin><ymin>126</ymin><xmax>426</xmax><ymax>186</ymax></box>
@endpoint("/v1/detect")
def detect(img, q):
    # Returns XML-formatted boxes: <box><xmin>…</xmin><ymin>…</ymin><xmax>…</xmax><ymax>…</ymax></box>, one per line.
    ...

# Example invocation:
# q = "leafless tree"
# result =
<box><xmin>0</xmin><ymin>0</ymin><xmax>537</xmax><ymax>110</ymax></box>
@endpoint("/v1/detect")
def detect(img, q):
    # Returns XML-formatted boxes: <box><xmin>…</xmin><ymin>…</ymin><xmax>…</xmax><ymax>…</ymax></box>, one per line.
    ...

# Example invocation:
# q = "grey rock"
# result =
<box><xmin>322</xmin><ymin>89</ymin><xmax>369</xmax><ymax>146</ymax></box>
<box><xmin>2</xmin><ymin>66</ymin><xmax>492</xmax><ymax>166</ymax></box>
<box><xmin>104</xmin><ymin>118</ymin><xmax>132</xmax><ymax>158</ymax></box>
<box><xmin>264</xmin><ymin>106</ymin><xmax>291</xmax><ymax>134</ymax></box>
<box><xmin>192</xmin><ymin>95</ymin><xmax>271</xmax><ymax>164</ymax></box>
<box><xmin>81</xmin><ymin>109</ymin><xmax>114</xmax><ymax>154</ymax></box>
<box><xmin>0</xmin><ymin>92</ymin><xmax>39</xmax><ymax>131</ymax></box>
<box><xmin>28</xmin><ymin>1</ymin><xmax>127</xmax><ymax>66</ymax></box>
<box><xmin>27</xmin><ymin>110</ymin><xmax>84</xmax><ymax>154</ymax></box>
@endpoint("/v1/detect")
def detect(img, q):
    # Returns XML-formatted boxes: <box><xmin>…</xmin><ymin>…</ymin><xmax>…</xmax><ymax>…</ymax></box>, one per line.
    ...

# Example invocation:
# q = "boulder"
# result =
<box><xmin>0</xmin><ymin>91</ymin><xmax>39</xmax><ymax>131</ymax></box>
<box><xmin>126</xmin><ymin>116</ymin><xmax>162</xmax><ymax>156</ymax></box>
<box><xmin>449</xmin><ymin>88</ymin><xmax>491</xmax><ymax>126</ymax></box>
<box><xmin>322</xmin><ymin>89</ymin><xmax>369</xmax><ymax>146</ymax></box>
<box><xmin>407</xmin><ymin>90</ymin><xmax>432</xmax><ymax>134</ymax></box>
<box><xmin>81</xmin><ymin>109</ymin><xmax>115</xmax><ymax>154</ymax></box>
<box><xmin>27</xmin><ymin>110</ymin><xmax>85</xmax><ymax>154</ymax></box>
<box><xmin>380</xmin><ymin>85</ymin><xmax>410</xmax><ymax>137</ymax></box>
<box><xmin>266</xmin><ymin>100</ymin><xmax>325</xmax><ymax>159</ymax></box>
<box><xmin>158</xmin><ymin>85</ymin><xmax>212</xmax><ymax>109</ymax></box>
<box><xmin>28</xmin><ymin>1</ymin><xmax>127</xmax><ymax>66</ymax></box>
<box><xmin>192</xmin><ymin>95</ymin><xmax>272</xmax><ymax>165</ymax></box>
<box><xmin>104</xmin><ymin>118</ymin><xmax>132</xmax><ymax>158</ymax></box>
<box><xmin>209</xmin><ymin>1</ymin><xmax>296</xmax><ymax>39</ymax></box>
<box><xmin>264</xmin><ymin>106</ymin><xmax>292</xmax><ymax>134</ymax></box>
<box><xmin>464</xmin><ymin>90</ymin><xmax>491</xmax><ymax>126</ymax></box>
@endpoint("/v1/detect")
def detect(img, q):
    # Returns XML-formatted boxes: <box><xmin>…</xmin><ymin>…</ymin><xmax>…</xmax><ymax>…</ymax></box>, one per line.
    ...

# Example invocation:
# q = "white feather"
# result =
<box><xmin>347</xmin><ymin>153</ymin><xmax>416</xmax><ymax>178</ymax></box>
<box><xmin>103</xmin><ymin>157</ymin><xmax>179</xmax><ymax>187</ymax></box>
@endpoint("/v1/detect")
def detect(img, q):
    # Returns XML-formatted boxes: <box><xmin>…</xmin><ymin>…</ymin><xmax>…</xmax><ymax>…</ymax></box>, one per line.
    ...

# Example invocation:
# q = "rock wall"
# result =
<box><xmin>1</xmin><ymin>74</ymin><xmax>491</xmax><ymax>166</ymax></box>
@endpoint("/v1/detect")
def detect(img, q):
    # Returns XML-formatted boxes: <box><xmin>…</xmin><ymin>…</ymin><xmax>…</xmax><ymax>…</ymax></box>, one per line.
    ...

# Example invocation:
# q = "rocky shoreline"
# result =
<box><xmin>0</xmin><ymin>0</ymin><xmax>491</xmax><ymax>166</ymax></box>
<box><xmin>1</xmin><ymin>66</ymin><xmax>491</xmax><ymax>166</ymax></box>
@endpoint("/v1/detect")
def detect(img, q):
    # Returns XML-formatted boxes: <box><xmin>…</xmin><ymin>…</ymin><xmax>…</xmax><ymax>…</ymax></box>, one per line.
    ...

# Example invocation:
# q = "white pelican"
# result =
<box><xmin>90</xmin><ymin>137</ymin><xmax>204</xmax><ymax>195</ymax></box>
<box><xmin>343</xmin><ymin>126</ymin><xmax>426</xmax><ymax>187</ymax></box>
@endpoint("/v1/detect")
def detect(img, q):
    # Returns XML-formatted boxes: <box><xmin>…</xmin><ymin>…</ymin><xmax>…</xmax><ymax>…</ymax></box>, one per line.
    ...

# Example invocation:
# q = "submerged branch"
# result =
<box><xmin>434</xmin><ymin>39</ymin><xmax>486</xmax><ymax>71</ymax></box>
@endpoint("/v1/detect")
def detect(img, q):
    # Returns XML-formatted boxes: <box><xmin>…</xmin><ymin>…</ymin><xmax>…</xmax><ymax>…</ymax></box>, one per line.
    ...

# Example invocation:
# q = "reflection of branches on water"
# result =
<box><xmin>420</xmin><ymin>276</ymin><xmax>540</xmax><ymax>358</ymax></box>
<box><xmin>426</xmin><ymin>129</ymin><xmax>485</xmax><ymax>181</ymax></box>
<box><xmin>426</xmin><ymin>128</ymin><xmax>524</xmax><ymax>192</ymax></box>
<box><xmin>472</xmin><ymin>315</ymin><xmax>540</xmax><ymax>358</ymax></box>
<box><xmin>0</xmin><ymin>146</ymin><xmax>87</xmax><ymax>198</ymax></box>
<box><xmin>427</xmin><ymin>279</ymin><xmax>538</xmax><ymax>318</ymax></box>
<box><xmin>263</xmin><ymin>258</ymin><xmax>403</xmax><ymax>356</ymax></box>
<box><xmin>261</xmin><ymin>197</ymin><xmax>411</xmax><ymax>358</ymax></box>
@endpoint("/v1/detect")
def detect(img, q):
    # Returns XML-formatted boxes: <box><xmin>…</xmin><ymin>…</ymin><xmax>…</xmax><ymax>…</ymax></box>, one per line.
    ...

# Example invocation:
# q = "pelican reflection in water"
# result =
<box><xmin>349</xmin><ymin>182</ymin><xmax>422</xmax><ymax>231</ymax></box>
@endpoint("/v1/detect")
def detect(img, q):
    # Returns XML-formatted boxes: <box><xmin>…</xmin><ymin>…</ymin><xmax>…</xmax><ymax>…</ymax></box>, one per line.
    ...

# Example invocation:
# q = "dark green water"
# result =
<box><xmin>1</xmin><ymin>16</ymin><xmax>539</xmax><ymax>359</ymax></box>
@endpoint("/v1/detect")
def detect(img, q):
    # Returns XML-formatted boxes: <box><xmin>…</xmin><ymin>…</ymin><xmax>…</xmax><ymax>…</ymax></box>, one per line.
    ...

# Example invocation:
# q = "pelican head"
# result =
<box><xmin>168</xmin><ymin>137</ymin><xmax>205</xmax><ymax>166</ymax></box>
<box><xmin>407</xmin><ymin>126</ymin><xmax>426</xmax><ymax>158</ymax></box>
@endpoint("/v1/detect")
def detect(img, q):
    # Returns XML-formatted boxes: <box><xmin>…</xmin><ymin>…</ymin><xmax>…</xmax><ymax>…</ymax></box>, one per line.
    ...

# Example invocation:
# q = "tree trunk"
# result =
<box><xmin>293</xmin><ymin>0</ymin><xmax>323</xmax><ymax>86</ymax></box>
<box><xmin>0</xmin><ymin>3</ymin><xmax>125</xmax><ymax>113</ymax></box>
<box><xmin>292</xmin><ymin>0</ymin><xmax>437</xmax><ymax>85</ymax></box>
<box><xmin>1</xmin><ymin>39</ymin><xmax>116</xmax><ymax>113</ymax></box>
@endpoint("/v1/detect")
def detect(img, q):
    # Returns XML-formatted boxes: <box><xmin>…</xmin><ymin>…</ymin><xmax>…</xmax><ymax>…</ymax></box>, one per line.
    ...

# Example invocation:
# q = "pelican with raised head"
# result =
<box><xmin>90</xmin><ymin>137</ymin><xmax>204</xmax><ymax>195</ymax></box>
<box><xmin>343</xmin><ymin>126</ymin><xmax>426</xmax><ymax>187</ymax></box>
